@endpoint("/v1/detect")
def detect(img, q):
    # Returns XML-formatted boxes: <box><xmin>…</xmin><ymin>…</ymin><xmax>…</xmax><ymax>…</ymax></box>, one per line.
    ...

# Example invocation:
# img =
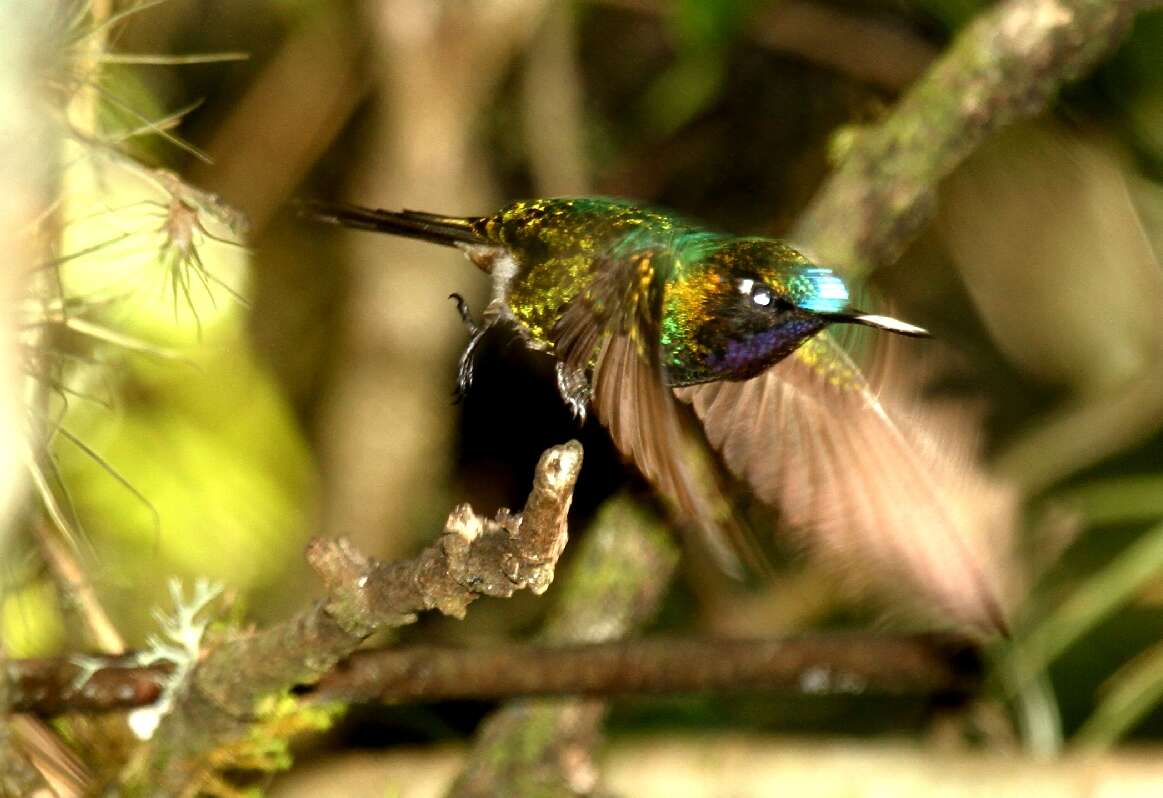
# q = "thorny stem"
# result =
<box><xmin>71</xmin><ymin>0</ymin><xmax>114</xmax><ymax>136</ymax></box>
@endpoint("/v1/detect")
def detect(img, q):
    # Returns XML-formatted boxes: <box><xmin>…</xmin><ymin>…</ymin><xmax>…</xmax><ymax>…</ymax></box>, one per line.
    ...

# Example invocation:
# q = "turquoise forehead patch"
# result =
<box><xmin>791</xmin><ymin>267</ymin><xmax>849</xmax><ymax>313</ymax></box>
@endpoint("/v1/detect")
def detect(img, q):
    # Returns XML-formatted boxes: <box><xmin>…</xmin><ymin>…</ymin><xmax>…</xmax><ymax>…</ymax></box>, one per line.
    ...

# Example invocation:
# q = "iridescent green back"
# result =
<box><xmin>479</xmin><ymin>197</ymin><xmax>712</xmax><ymax>346</ymax></box>
<box><xmin>478</xmin><ymin>196</ymin><xmax>864</xmax><ymax>388</ymax></box>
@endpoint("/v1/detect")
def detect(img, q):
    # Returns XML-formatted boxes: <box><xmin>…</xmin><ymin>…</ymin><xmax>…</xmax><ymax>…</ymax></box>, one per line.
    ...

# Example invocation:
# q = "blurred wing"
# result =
<box><xmin>552</xmin><ymin>252</ymin><xmax>765</xmax><ymax>577</ymax></box>
<box><xmin>592</xmin><ymin>335</ymin><xmax>766</xmax><ymax>575</ymax></box>
<box><xmin>675</xmin><ymin>331</ymin><xmax>1015</xmax><ymax>633</ymax></box>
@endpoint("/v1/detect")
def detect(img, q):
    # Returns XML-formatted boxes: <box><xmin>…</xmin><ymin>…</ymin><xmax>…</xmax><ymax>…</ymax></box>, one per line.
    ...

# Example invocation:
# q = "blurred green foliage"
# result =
<box><xmin>54</xmin><ymin>345</ymin><xmax>314</xmax><ymax>636</ymax></box>
<box><xmin>639</xmin><ymin>0</ymin><xmax>764</xmax><ymax>137</ymax></box>
<box><xmin>7</xmin><ymin>0</ymin><xmax>1163</xmax><ymax>775</ymax></box>
<box><xmin>4</xmin><ymin>17</ymin><xmax>317</xmax><ymax>653</ymax></box>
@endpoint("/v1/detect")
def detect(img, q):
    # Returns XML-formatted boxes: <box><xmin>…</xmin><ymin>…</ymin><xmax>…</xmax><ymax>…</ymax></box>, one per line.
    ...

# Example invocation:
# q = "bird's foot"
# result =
<box><xmin>449</xmin><ymin>292</ymin><xmax>481</xmax><ymax>336</ymax></box>
<box><xmin>450</xmin><ymin>293</ymin><xmax>491</xmax><ymax>402</ymax></box>
<box><xmin>555</xmin><ymin>362</ymin><xmax>591</xmax><ymax>423</ymax></box>
<box><xmin>454</xmin><ymin>332</ymin><xmax>488</xmax><ymax>402</ymax></box>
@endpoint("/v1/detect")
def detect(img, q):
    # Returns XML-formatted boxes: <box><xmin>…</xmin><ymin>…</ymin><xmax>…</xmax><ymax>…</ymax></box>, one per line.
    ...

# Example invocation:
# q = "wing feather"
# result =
<box><xmin>550</xmin><ymin>251</ymin><xmax>767</xmax><ymax>577</ymax></box>
<box><xmin>676</xmin><ymin>331</ymin><xmax>1015</xmax><ymax>633</ymax></box>
<box><xmin>590</xmin><ymin>334</ymin><xmax>765</xmax><ymax>576</ymax></box>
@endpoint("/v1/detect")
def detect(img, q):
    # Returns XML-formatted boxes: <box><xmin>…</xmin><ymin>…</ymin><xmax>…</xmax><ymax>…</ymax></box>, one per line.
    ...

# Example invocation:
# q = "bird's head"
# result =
<box><xmin>660</xmin><ymin>238</ymin><xmax>928</xmax><ymax>386</ymax></box>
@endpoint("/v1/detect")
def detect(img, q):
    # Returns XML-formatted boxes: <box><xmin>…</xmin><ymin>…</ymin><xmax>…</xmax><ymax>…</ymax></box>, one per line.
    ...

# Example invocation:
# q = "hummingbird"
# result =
<box><xmin>303</xmin><ymin>196</ymin><xmax>1012</xmax><ymax>634</ymax></box>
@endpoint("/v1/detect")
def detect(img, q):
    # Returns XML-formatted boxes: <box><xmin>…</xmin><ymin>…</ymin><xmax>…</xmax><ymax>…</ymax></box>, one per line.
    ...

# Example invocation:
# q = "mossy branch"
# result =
<box><xmin>5</xmin><ymin>633</ymin><xmax>979</xmax><ymax>715</ymax></box>
<box><xmin>121</xmin><ymin>441</ymin><xmax>582</xmax><ymax>795</ymax></box>
<box><xmin>792</xmin><ymin>0</ymin><xmax>1161</xmax><ymax>276</ymax></box>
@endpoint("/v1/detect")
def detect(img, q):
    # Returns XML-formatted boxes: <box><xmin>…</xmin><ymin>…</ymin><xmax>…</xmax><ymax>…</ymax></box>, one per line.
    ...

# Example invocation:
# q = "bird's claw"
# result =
<box><xmin>449</xmin><ymin>293</ymin><xmax>481</xmax><ymax>336</ymax></box>
<box><xmin>450</xmin><ymin>293</ymin><xmax>488</xmax><ymax>402</ymax></box>
<box><xmin>454</xmin><ymin>346</ymin><xmax>477</xmax><ymax>402</ymax></box>
<box><xmin>555</xmin><ymin>362</ymin><xmax>591</xmax><ymax>424</ymax></box>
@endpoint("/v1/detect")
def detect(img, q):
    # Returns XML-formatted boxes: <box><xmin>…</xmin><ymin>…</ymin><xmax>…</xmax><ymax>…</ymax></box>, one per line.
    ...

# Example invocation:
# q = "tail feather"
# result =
<box><xmin>298</xmin><ymin>200</ymin><xmax>484</xmax><ymax>248</ymax></box>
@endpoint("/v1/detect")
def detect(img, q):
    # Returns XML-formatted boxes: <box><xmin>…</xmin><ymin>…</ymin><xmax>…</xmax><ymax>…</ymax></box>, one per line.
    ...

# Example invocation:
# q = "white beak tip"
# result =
<box><xmin>853</xmin><ymin>314</ymin><xmax>931</xmax><ymax>337</ymax></box>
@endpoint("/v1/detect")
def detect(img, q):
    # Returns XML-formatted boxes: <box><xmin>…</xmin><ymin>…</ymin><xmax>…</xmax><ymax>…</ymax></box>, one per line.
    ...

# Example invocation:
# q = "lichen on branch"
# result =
<box><xmin>122</xmin><ymin>440</ymin><xmax>583</xmax><ymax>794</ymax></box>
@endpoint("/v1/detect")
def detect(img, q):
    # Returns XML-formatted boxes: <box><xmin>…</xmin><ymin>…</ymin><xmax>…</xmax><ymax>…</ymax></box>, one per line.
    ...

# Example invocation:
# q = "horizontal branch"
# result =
<box><xmin>4</xmin><ymin>657</ymin><xmax>168</xmax><ymax>715</ymax></box>
<box><xmin>9</xmin><ymin>633</ymin><xmax>979</xmax><ymax>715</ymax></box>
<box><xmin>312</xmin><ymin>634</ymin><xmax>981</xmax><ymax>703</ymax></box>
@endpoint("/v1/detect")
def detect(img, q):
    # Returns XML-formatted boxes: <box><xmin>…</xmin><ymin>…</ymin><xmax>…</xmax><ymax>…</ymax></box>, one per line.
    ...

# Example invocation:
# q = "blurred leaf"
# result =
<box><xmin>638</xmin><ymin>0</ymin><xmax>766</xmax><ymax>138</ymax></box>
<box><xmin>1124</xmin><ymin>87</ymin><xmax>1163</xmax><ymax>172</ymax></box>
<box><xmin>941</xmin><ymin>122</ymin><xmax>1163</xmax><ymax>490</ymax></box>
<box><xmin>1004</xmin><ymin>519</ymin><xmax>1163</xmax><ymax>695</ymax></box>
<box><xmin>1132</xmin><ymin>170</ymin><xmax>1163</xmax><ymax>259</ymax></box>
<box><xmin>269</xmin><ymin>0</ymin><xmax>332</xmax><ymax>25</ymax></box>
<box><xmin>1054</xmin><ymin>474</ymin><xmax>1163</xmax><ymax>526</ymax></box>
<box><xmin>1012</xmin><ymin>671</ymin><xmax>1064</xmax><ymax>757</ymax></box>
<box><xmin>669</xmin><ymin>0</ymin><xmax>762</xmax><ymax>50</ymax></box>
<box><xmin>1075</xmin><ymin>638</ymin><xmax>1163</xmax><ymax>749</ymax></box>
<box><xmin>1110</xmin><ymin>13</ymin><xmax>1163</xmax><ymax>79</ymax></box>
<box><xmin>1</xmin><ymin>579</ymin><xmax>66</xmax><ymax>657</ymax></box>
<box><xmin>55</xmin><ymin>344</ymin><xmax>315</xmax><ymax>632</ymax></box>
<box><xmin>941</xmin><ymin>122</ymin><xmax>1163</xmax><ymax>393</ymax></box>
<box><xmin>638</xmin><ymin>52</ymin><xmax>726</xmax><ymax>139</ymax></box>
<box><xmin>910</xmin><ymin>0</ymin><xmax>986</xmax><ymax>30</ymax></box>
<box><xmin>1099</xmin><ymin>12</ymin><xmax>1163</xmax><ymax>170</ymax></box>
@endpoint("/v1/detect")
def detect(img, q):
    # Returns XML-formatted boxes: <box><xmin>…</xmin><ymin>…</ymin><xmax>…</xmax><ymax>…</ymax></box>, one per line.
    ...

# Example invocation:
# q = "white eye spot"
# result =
<box><xmin>737</xmin><ymin>278</ymin><xmax>754</xmax><ymax>295</ymax></box>
<box><xmin>752</xmin><ymin>289</ymin><xmax>772</xmax><ymax>307</ymax></box>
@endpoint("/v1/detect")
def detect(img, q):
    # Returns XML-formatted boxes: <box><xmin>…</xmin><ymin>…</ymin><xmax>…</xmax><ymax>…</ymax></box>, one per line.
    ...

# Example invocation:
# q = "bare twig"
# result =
<box><xmin>748</xmin><ymin>0</ymin><xmax>938</xmax><ymax>92</ymax></box>
<box><xmin>122</xmin><ymin>441</ymin><xmax>583</xmax><ymax>794</ymax></box>
<box><xmin>34</xmin><ymin>522</ymin><xmax>125</xmax><ymax>655</ymax></box>
<box><xmin>0</xmin><ymin>741</ymin><xmax>48</xmax><ymax>797</ymax></box>
<box><xmin>259</xmin><ymin>737</ymin><xmax>1163</xmax><ymax>795</ymax></box>
<box><xmin>4</xmin><ymin>717</ymin><xmax>90</xmax><ymax>798</ymax></box>
<box><xmin>791</xmin><ymin>0</ymin><xmax>1161</xmax><ymax>277</ymax></box>
<box><xmin>5</xmin><ymin>657</ymin><xmax>168</xmax><ymax>716</ymax></box>
<box><xmin>3</xmin><ymin>647</ymin><xmax>90</xmax><ymax>798</ymax></box>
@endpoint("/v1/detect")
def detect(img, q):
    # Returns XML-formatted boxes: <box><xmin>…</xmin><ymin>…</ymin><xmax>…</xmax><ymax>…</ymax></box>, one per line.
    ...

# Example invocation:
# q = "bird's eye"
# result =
<box><xmin>736</xmin><ymin>278</ymin><xmax>777</xmax><ymax>309</ymax></box>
